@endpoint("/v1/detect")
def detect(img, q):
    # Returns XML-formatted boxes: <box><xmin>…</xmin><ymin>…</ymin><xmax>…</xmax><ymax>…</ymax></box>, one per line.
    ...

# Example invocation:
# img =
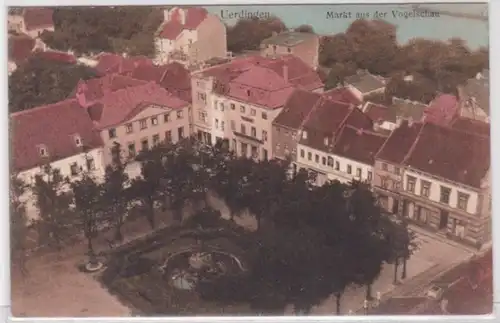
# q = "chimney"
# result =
<box><xmin>283</xmin><ymin>65</ymin><xmax>289</xmax><ymax>82</ymax></box>
<box><xmin>179</xmin><ymin>8</ymin><xmax>186</xmax><ymax>25</ymax></box>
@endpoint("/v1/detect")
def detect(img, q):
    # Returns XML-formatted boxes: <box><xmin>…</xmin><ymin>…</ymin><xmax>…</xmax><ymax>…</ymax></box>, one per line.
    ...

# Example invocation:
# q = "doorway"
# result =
<box><xmin>392</xmin><ymin>199</ymin><xmax>400</xmax><ymax>215</ymax></box>
<box><xmin>439</xmin><ymin>210</ymin><xmax>449</xmax><ymax>230</ymax></box>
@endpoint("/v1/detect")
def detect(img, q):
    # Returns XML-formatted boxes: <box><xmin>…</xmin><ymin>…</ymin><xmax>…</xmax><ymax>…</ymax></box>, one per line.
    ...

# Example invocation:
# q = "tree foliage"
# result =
<box><xmin>294</xmin><ymin>24</ymin><xmax>314</xmax><ymax>33</ymax></box>
<box><xmin>8</xmin><ymin>56</ymin><xmax>98</xmax><ymax>113</ymax></box>
<box><xmin>227</xmin><ymin>17</ymin><xmax>287</xmax><ymax>53</ymax></box>
<box><xmin>41</xmin><ymin>7</ymin><xmax>163</xmax><ymax>57</ymax></box>
<box><xmin>10</xmin><ymin>174</ymin><xmax>29</xmax><ymax>271</ymax></box>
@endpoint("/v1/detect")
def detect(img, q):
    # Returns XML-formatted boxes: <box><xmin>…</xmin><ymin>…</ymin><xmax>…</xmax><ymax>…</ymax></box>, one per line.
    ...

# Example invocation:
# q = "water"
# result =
<box><xmin>205</xmin><ymin>3</ymin><xmax>488</xmax><ymax>49</ymax></box>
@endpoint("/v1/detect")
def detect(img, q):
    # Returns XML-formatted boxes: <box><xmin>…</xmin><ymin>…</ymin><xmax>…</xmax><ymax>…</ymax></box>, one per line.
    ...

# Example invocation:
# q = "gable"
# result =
<box><xmin>126</xmin><ymin>105</ymin><xmax>173</xmax><ymax>123</ymax></box>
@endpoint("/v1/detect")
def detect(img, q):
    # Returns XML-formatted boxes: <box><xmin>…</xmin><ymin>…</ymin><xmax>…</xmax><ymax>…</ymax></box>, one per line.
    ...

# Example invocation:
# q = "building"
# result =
<box><xmin>362</xmin><ymin>97</ymin><xmax>428</xmax><ymax>131</ymax></box>
<box><xmin>154</xmin><ymin>7</ymin><xmax>227</xmax><ymax>66</ymax></box>
<box><xmin>191</xmin><ymin>55</ymin><xmax>323</xmax><ymax>159</ymax></box>
<box><xmin>126</xmin><ymin>62</ymin><xmax>192</xmax><ymax>102</ymax></box>
<box><xmin>457</xmin><ymin>70</ymin><xmax>489</xmax><ymax>123</ymax></box>
<box><xmin>8</xmin><ymin>8</ymin><xmax>54</xmax><ymax>38</ymax></box>
<box><xmin>93</xmin><ymin>53</ymin><xmax>152</xmax><ymax>75</ymax></box>
<box><xmin>344</xmin><ymin>70</ymin><xmax>386</xmax><ymax>101</ymax></box>
<box><xmin>84</xmin><ymin>82</ymin><xmax>191</xmax><ymax>170</ymax></box>
<box><xmin>260</xmin><ymin>31</ymin><xmax>320</xmax><ymax>70</ymax></box>
<box><xmin>424</xmin><ymin>93</ymin><xmax>460</xmax><ymax>126</ymax></box>
<box><xmin>451</xmin><ymin>116</ymin><xmax>490</xmax><ymax>137</ymax></box>
<box><xmin>295</xmin><ymin>99</ymin><xmax>374</xmax><ymax>185</ymax></box>
<box><xmin>10</xmin><ymin>99</ymin><xmax>105</xmax><ymax>220</ymax></box>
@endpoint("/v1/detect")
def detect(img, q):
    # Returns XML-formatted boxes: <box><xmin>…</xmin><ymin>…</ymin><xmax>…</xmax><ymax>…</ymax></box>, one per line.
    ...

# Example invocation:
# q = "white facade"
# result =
<box><xmin>155</xmin><ymin>29</ymin><xmax>199</xmax><ymax>65</ymax></box>
<box><xmin>296</xmin><ymin>142</ymin><xmax>374</xmax><ymax>186</ymax></box>
<box><xmin>402</xmin><ymin>167</ymin><xmax>480</xmax><ymax>215</ymax></box>
<box><xmin>18</xmin><ymin>148</ymin><xmax>105</xmax><ymax>221</ymax></box>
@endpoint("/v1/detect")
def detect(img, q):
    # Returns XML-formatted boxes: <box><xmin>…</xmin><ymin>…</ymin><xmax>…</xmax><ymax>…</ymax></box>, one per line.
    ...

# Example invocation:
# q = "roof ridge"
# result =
<box><xmin>10</xmin><ymin>98</ymin><xmax>79</xmax><ymax>117</ymax></box>
<box><xmin>298</xmin><ymin>94</ymin><xmax>324</xmax><ymax>132</ymax></box>
<box><xmin>401</xmin><ymin>122</ymin><xmax>426</xmax><ymax>165</ymax></box>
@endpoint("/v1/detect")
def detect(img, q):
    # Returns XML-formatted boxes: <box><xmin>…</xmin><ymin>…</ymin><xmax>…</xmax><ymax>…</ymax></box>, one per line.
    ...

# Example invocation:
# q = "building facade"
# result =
<box><xmin>155</xmin><ymin>7</ymin><xmax>228</xmax><ymax>66</ymax></box>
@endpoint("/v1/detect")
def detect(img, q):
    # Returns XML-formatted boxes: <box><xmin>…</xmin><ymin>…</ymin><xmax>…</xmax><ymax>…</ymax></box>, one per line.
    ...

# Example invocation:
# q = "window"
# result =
<box><xmin>221</xmin><ymin>121</ymin><xmax>225</xmax><ymax>131</ymax></box>
<box><xmin>458</xmin><ymin>192</ymin><xmax>470</xmax><ymax>210</ymax></box>
<box><xmin>347</xmin><ymin>165</ymin><xmax>352</xmax><ymax>174</ymax></box>
<box><xmin>251</xmin><ymin>126</ymin><xmax>256</xmax><ymax>137</ymax></box>
<box><xmin>164</xmin><ymin>113</ymin><xmax>171</xmax><ymax>122</ymax></box>
<box><xmin>220</xmin><ymin>103</ymin><xmax>225</xmax><ymax>112</ymax></box>
<box><xmin>262</xmin><ymin>148</ymin><xmax>268</xmax><ymax>160</ymax></box>
<box><xmin>302</xmin><ymin>131</ymin><xmax>308</xmax><ymax>139</ymax></box>
<box><xmin>406</xmin><ymin>176</ymin><xmax>416</xmax><ymax>193</ymax></box>
<box><xmin>125</xmin><ymin>123</ymin><xmax>133</xmax><ymax>134</ymax></box>
<box><xmin>198</xmin><ymin>92</ymin><xmax>206</xmax><ymax>103</ymax></box>
<box><xmin>177</xmin><ymin>110</ymin><xmax>183</xmax><ymax>119</ymax></box>
<box><xmin>421</xmin><ymin>180</ymin><xmax>431</xmax><ymax>197</ymax></box>
<box><xmin>440</xmin><ymin>186</ymin><xmax>451</xmax><ymax>204</ymax></box>
<box><xmin>287</xmin><ymin>47</ymin><xmax>292</xmax><ymax>53</ymax></box>
<box><xmin>86</xmin><ymin>155</ymin><xmax>95</xmax><ymax>170</ymax></box>
<box><xmin>231</xmin><ymin>120</ymin><xmax>236</xmax><ymax>130</ymax></box>
<box><xmin>250</xmin><ymin>108</ymin><xmax>256</xmax><ymax>116</ymax></box>
<box><xmin>394</xmin><ymin>167</ymin><xmax>401</xmax><ymax>175</ymax></box>
<box><xmin>382</xmin><ymin>163</ymin><xmax>388</xmax><ymax>171</ymax></box>
<box><xmin>199</xmin><ymin>111</ymin><xmax>207</xmax><ymax>122</ymax></box>
<box><xmin>152</xmin><ymin>134</ymin><xmax>160</xmax><ymax>146</ymax></box>
<box><xmin>381</xmin><ymin>178</ymin><xmax>388</xmax><ymax>189</ymax></box>
<box><xmin>356</xmin><ymin>168</ymin><xmax>362</xmax><ymax>177</ymax></box>
<box><xmin>215</xmin><ymin>119</ymin><xmax>219</xmax><ymax>129</ymax></box>
<box><xmin>165</xmin><ymin>130</ymin><xmax>172</xmax><ymax>143</ymax></box>
<box><xmin>241</xmin><ymin>124</ymin><xmax>246</xmax><ymax>135</ymax></box>
<box><xmin>139</xmin><ymin>119</ymin><xmax>147</xmax><ymax>130</ymax></box>
<box><xmin>241</xmin><ymin>143</ymin><xmax>248</xmax><ymax>157</ymax></box>
<box><xmin>323</xmin><ymin>137</ymin><xmax>329</xmax><ymax>146</ymax></box>
<box><xmin>315</xmin><ymin>154</ymin><xmax>319</xmax><ymax>163</ymax></box>
<box><xmin>262</xmin><ymin>130</ymin><xmax>268</xmax><ymax>142</ymax></box>
<box><xmin>322</xmin><ymin>157</ymin><xmax>326</xmax><ymax>165</ymax></box>
<box><xmin>128</xmin><ymin>143</ymin><xmax>136</xmax><ymax>157</ymax></box>
<box><xmin>251</xmin><ymin>146</ymin><xmax>258</xmax><ymax>158</ymax></box>
<box><xmin>262</xmin><ymin>112</ymin><xmax>268</xmax><ymax>120</ymax></box>
<box><xmin>108</xmin><ymin>128</ymin><xmax>116</xmax><ymax>139</ymax></box>
<box><xmin>178</xmin><ymin>127</ymin><xmax>184</xmax><ymax>139</ymax></box>
<box><xmin>70</xmin><ymin>162</ymin><xmax>80</xmax><ymax>176</ymax></box>
<box><xmin>141</xmin><ymin>139</ymin><xmax>149</xmax><ymax>151</ymax></box>
<box><xmin>393</xmin><ymin>181</ymin><xmax>400</xmax><ymax>190</ymax></box>
<box><xmin>74</xmin><ymin>135</ymin><xmax>83</xmax><ymax>147</ymax></box>
<box><xmin>230</xmin><ymin>103</ymin><xmax>235</xmax><ymax>110</ymax></box>
<box><xmin>151</xmin><ymin>116</ymin><xmax>159</xmax><ymax>126</ymax></box>
<box><xmin>214</xmin><ymin>100</ymin><xmax>218</xmax><ymax>110</ymax></box>
<box><xmin>300</xmin><ymin>149</ymin><xmax>305</xmax><ymax>158</ymax></box>
<box><xmin>240</xmin><ymin>105</ymin><xmax>246</xmax><ymax>113</ymax></box>
<box><xmin>367</xmin><ymin>171</ymin><xmax>372</xmax><ymax>181</ymax></box>
<box><xmin>327</xmin><ymin>157</ymin><xmax>334</xmax><ymax>167</ymax></box>
<box><xmin>335</xmin><ymin>161</ymin><xmax>340</xmax><ymax>170</ymax></box>
<box><xmin>307</xmin><ymin>152</ymin><xmax>312</xmax><ymax>161</ymax></box>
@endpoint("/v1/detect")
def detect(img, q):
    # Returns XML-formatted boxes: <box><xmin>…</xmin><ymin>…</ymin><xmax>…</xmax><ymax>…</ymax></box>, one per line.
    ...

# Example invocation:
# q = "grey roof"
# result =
<box><xmin>364</xmin><ymin>98</ymin><xmax>428</xmax><ymax>123</ymax></box>
<box><xmin>261</xmin><ymin>31</ymin><xmax>317</xmax><ymax>47</ymax></box>
<box><xmin>462</xmin><ymin>75</ymin><xmax>489</xmax><ymax>114</ymax></box>
<box><xmin>344</xmin><ymin>70</ymin><xmax>386</xmax><ymax>94</ymax></box>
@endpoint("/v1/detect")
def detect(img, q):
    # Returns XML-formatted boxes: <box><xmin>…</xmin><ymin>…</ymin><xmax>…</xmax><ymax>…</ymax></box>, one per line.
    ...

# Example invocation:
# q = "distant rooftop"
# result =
<box><xmin>344</xmin><ymin>70</ymin><xmax>386</xmax><ymax>94</ymax></box>
<box><xmin>261</xmin><ymin>31</ymin><xmax>317</xmax><ymax>47</ymax></box>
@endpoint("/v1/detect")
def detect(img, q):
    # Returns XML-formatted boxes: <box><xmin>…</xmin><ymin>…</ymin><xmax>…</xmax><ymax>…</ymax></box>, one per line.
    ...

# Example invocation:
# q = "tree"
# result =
<box><xmin>102</xmin><ymin>143</ymin><xmax>130</xmax><ymax>242</ymax></box>
<box><xmin>8</xmin><ymin>55</ymin><xmax>98</xmax><ymax>113</ymax></box>
<box><xmin>32</xmin><ymin>165</ymin><xmax>75</xmax><ymax>250</ymax></box>
<box><xmin>294</xmin><ymin>24</ymin><xmax>314</xmax><ymax>33</ymax></box>
<box><xmin>227</xmin><ymin>17</ymin><xmax>287</xmax><ymax>53</ymax></box>
<box><xmin>71</xmin><ymin>173</ymin><xmax>104</xmax><ymax>263</ymax></box>
<box><xmin>324</xmin><ymin>61</ymin><xmax>358</xmax><ymax>90</ymax></box>
<box><xmin>10</xmin><ymin>174</ymin><xmax>30</xmax><ymax>274</ymax></box>
<box><xmin>319</xmin><ymin>33</ymin><xmax>353</xmax><ymax>67</ymax></box>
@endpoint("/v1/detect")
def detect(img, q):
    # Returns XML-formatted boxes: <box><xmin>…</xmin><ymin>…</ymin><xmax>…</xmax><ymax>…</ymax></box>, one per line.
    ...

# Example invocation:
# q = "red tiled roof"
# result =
<box><xmin>363</xmin><ymin>102</ymin><xmax>391</xmax><ymax>123</ymax></box>
<box><xmin>332</xmin><ymin>125</ymin><xmax>389</xmax><ymax>165</ymax></box>
<box><xmin>451</xmin><ymin>117</ymin><xmax>490</xmax><ymax>137</ymax></box>
<box><xmin>375</xmin><ymin>121</ymin><xmax>423</xmax><ymax>164</ymax></box>
<box><xmin>402</xmin><ymin>122</ymin><xmax>490</xmax><ymax>188</ymax></box>
<box><xmin>34</xmin><ymin>50</ymin><xmax>77</xmax><ymax>64</ymax></box>
<box><xmin>11</xmin><ymin>99</ymin><xmax>103</xmax><ymax>172</ymax></box>
<box><xmin>8</xmin><ymin>34</ymin><xmax>35</xmax><ymax>63</ymax></box>
<box><xmin>22</xmin><ymin>8</ymin><xmax>54</xmax><ymax>31</ymax></box>
<box><xmin>95</xmin><ymin>53</ymin><xmax>153</xmax><ymax>75</ymax></box>
<box><xmin>89</xmin><ymin>82</ymin><xmax>189</xmax><ymax>129</ymax></box>
<box><xmin>74</xmin><ymin>74</ymin><xmax>148</xmax><ymax>104</ymax></box>
<box><xmin>424</xmin><ymin>93</ymin><xmax>459</xmax><ymax>126</ymax></box>
<box><xmin>273</xmin><ymin>89</ymin><xmax>322</xmax><ymax>129</ymax></box>
<box><xmin>157</xmin><ymin>7</ymin><xmax>208</xmax><ymax>40</ymax></box>
<box><xmin>323</xmin><ymin>87</ymin><xmax>363</xmax><ymax>106</ymax></box>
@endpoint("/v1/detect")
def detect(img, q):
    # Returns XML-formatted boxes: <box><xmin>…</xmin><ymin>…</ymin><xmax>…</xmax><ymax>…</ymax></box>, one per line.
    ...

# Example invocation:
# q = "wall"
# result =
<box><xmin>99</xmin><ymin>105</ymin><xmax>191</xmax><ymax>165</ymax></box>
<box><xmin>260</xmin><ymin>36</ymin><xmax>319</xmax><ymax>70</ymax></box>
<box><xmin>191</xmin><ymin>75</ymin><xmax>213</xmax><ymax>137</ymax></box>
<box><xmin>272</xmin><ymin>124</ymin><xmax>299</xmax><ymax>161</ymax></box>
<box><xmin>191</xmin><ymin>14</ymin><xmax>227</xmax><ymax>63</ymax></box>
<box><xmin>402</xmin><ymin>168</ymin><xmax>479</xmax><ymax>215</ymax></box>
<box><xmin>18</xmin><ymin>148</ymin><xmax>105</xmax><ymax>221</ymax></box>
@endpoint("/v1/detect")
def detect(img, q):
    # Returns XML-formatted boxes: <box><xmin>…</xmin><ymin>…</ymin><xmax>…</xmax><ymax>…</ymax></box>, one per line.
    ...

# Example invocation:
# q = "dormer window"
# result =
<box><xmin>302</xmin><ymin>131</ymin><xmax>308</xmax><ymax>139</ymax></box>
<box><xmin>323</xmin><ymin>137</ymin><xmax>329</xmax><ymax>146</ymax></box>
<box><xmin>38</xmin><ymin>145</ymin><xmax>48</xmax><ymax>157</ymax></box>
<box><xmin>246</xmin><ymin>89</ymin><xmax>251</xmax><ymax>97</ymax></box>
<box><xmin>74</xmin><ymin>135</ymin><xmax>83</xmax><ymax>147</ymax></box>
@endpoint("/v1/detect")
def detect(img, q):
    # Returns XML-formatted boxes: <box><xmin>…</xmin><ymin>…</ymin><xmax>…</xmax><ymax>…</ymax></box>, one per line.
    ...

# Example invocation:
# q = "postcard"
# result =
<box><xmin>8</xmin><ymin>2</ymin><xmax>491</xmax><ymax>318</ymax></box>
